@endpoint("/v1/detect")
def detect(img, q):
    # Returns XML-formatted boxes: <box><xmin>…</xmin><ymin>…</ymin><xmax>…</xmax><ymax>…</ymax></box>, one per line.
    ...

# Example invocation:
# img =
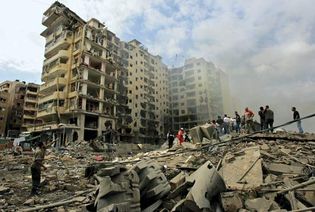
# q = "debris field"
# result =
<box><xmin>1</xmin><ymin>132</ymin><xmax>315</xmax><ymax>211</ymax></box>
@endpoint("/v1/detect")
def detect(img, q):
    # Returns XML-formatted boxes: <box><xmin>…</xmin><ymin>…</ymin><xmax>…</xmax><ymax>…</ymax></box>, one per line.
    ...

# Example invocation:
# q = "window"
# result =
<box><xmin>129</xmin><ymin>90</ymin><xmax>132</xmax><ymax>94</ymax></box>
<box><xmin>135</xmin><ymin>112</ymin><xmax>138</xmax><ymax>117</ymax></box>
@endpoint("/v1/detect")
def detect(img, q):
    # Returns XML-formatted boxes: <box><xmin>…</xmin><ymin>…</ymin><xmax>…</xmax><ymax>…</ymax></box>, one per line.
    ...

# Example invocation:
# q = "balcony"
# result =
<box><xmin>23</xmin><ymin>106</ymin><xmax>37</xmax><ymax>112</ymax></box>
<box><xmin>44</xmin><ymin>34</ymin><xmax>71</xmax><ymax>58</ymax></box>
<box><xmin>26</xmin><ymin>90</ymin><xmax>37</xmax><ymax>95</ymax></box>
<box><xmin>38</xmin><ymin>91</ymin><xmax>65</xmax><ymax>104</ymax></box>
<box><xmin>23</xmin><ymin>114</ymin><xmax>36</xmax><ymax>120</ymax></box>
<box><xmin>42</xmin><ymin>63</ymin><xmax>68</xmax><ymax>80</ymax></box>
<box><xmin>44</xmin><ymin>50</ymin><xmax>69</xmax><ymax>66</ymax></box>
<box><xmin>37</xmin><ymin>106</ymin><xmax>65</xmax><ymax>118</ymax></box>
<box><xmin>24</xmin><ymin>97</ymin><xmax>37</xmax><ymax>103</ymax></box>
<box><xmin>40</xmin><ymin>77</ymin><xmax>67</xmax><ymax>94</ymax></box>
<box><xmin>42</xmin><ymin>7</ymin><xmax>60</xmax><ymax>26</ymax></box>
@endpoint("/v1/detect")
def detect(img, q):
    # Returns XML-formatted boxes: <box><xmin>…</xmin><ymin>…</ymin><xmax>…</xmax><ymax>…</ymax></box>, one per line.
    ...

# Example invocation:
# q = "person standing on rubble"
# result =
<box><xmin>167</xmin><ymin>130</ymin><xmax>175</xmax><ymax>148</ymax></box>
<box><xmin>31</xmin><ymin>141</ymin><xmax>47</xmax><ymax>195</ymax></box>
<box><xmin>292</xmin><ymin>107</ymin><xmax>304</xmax><ymax>133</ymax></box>
<box><xmin>176</xmin><ymin>128</ymin><xmax>185</xmax><ymax>145</ymax></box>
<box><xmin>223</xmin><ymin>114</ymin><xmax>230</xmax><ymax>134</ymax></box>
<box><xmin>216</xmin><ymin>116</ymin><xmax>224</xmax><ymax>135</ymax></box>
<box><xmin>244</xmin><ymin>107</ymin><xmax>255</xmax><ymax>133</ymax></box>
<box><xmin>264</xmin><ymin>105</ymin><xmax>274</xmax><ymax>132</ymax></box>
<box><xmin>235</xmin><ymin>111</ymin><xmax>241</xmax><ymax>133</ymax></box>
<box><xmin>258</xmin><ymin>106</ymin><xmax>265</xmax><ymax>130</ymax></box>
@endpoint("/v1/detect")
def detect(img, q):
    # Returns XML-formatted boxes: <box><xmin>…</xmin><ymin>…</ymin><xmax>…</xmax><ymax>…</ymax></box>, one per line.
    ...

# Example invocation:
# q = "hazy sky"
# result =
<box><xmin>0</xmin><ymin>0</ymin><xmax>314</xmax><ymax>132</ymax></box>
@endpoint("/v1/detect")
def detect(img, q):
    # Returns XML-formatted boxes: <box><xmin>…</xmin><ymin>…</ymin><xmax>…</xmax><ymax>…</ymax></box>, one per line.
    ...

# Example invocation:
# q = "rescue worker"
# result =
<box><xmin>176</xmin><ymin>128</ymin><xmax>185</xmax><ymax>145</ymax></box>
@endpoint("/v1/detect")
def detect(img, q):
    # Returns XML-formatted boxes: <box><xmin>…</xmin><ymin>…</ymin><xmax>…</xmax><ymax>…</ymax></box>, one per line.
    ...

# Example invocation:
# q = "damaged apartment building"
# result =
<box><xmin>35</xmin><ymin>1</ymin><xmax>169</xmax><ymax>143</ymax></box>
<box><xmin>127</xmin><ymin>40</ymin><xmax>170</xmax><ymax>142</ymax></box>
<box><xmin>170</xmin><ymin>58</ymin><xmax>231</xmax><ymax>130</ymax></box>
<box><xmin>0</xmin><ymin>80</ymin><xmax>40</xmax><ymax>137</ymax></box>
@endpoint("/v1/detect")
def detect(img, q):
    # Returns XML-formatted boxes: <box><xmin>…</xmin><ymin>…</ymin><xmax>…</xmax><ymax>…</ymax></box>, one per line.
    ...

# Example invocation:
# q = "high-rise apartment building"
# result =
<box><xmin>36</xmin><ymin>2</ymin><xmax>131</xmax><ymax>142</ymax></box>
<box><xmin>22</xmin><ymin>83</ymin><xmax>41</xmax><ymax>132</ymax></box>
<box><xmin>0</xmin><ymin>91</ymin><xmax>9</xmax><ymax>137</ymax></box>
<box><xmin>169</xmin><ymin>58</ymin><xmax>231</xmax><ymax>130</ymax></box>
<box><xmin>127</xmin><ymin>40</ymin><xmax>169</xmax><ymax>142</ymax></box>
<box><xmin>0</xmin><ymin>80</ymin><xmax>40</xmax><ymax>137</ymax></box>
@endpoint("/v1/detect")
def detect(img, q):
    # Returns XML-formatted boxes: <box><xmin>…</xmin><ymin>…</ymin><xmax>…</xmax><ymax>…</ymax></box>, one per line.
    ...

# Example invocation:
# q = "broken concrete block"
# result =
<box><xmin>220</xmin><ymin>192</ymin><xmax>243</xmax><ymax>212</ymax></box>
<box><xmin>200</xmin><ymin>124</ymin><xmax>216</xmax><ymax>140</ymax></box>
<box><xmin>245</xmin><ymin>197</ymin><xmax>273</xmax><ymax>211</ymax></box>
<box><xmin>221</xmin><ymin>147</ymin><xmax>263</xmax><ymax>190</ymax></box>
<box><xmin>133</xmin><ymin>159</ymin><xmax>171</xmax><ymax>210</ymax></box>
<box><xmin>170</xmin><ymin>172</ymin><xmax>186</xmax><ymax>191</ymax></box>
<box><xmin>97</xmin><ymin>165</ymin><xmax>127</xmax><ymax>177</ymax></box>
<box><xmin>94</xmin><ymin>168</ymin><xmax>140</xmax><ymax>212</ymax></box>
<box><xmin>172</xmin><ymin>161</ymin><xmax>226</xmax><ymax>211</ymax></box>
<box><xmin>267</xmin><ymin>163</ymin><xmax>304</xmax><ymax>175</ymax></box>
<box><xmin>220</xmin><ymin>134</ymin><xmax>232</xmax><ymax>142</ymax></box>
<box><xmin>189</xmin><ymin>126</ymin><xmax>202</xmax><ymax>143</ymax></box>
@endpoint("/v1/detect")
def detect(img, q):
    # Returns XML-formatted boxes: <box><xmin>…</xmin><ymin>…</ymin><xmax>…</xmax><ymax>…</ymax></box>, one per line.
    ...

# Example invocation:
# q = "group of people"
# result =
<box><xmin>208</xmin><ymin>106</ymin><xmax>304</xmax><ymax>135</ymax></box>
<box><xmin>166</xmin><ymin>128</ymin><xmax>191</xmax><ymax>149</ymax></box>
<box><xmin>258</xmin><ymin>105</ymin><xmax>274</xmax><ymax>132</ymax></box>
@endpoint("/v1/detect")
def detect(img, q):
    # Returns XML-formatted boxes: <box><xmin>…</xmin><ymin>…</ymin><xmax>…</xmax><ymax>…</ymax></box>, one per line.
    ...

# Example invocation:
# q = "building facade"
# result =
<box><xmin>169</xmin><ymin>58</ymin><xmax>231</xmax><ymax>130</ymax></box>
<box><xmin>0</xmin><ymin>91</ymin><xmax>9</xmax><ymax>137</ymax></box>
<box><xmin>127</xmin><ymin>40</ymin><xmax>170</xmax><ymax>142</ymax></box>
<box><xmin>36</xmin><ymin>2</ymin><xmax>131</xmax><ymax>142</ymax></box>
<box><xmin>22</xmin><ymin>83</ymin><xmax>41</xmax><ymax>132</ymax></box>
<box><xmin>0</xmin><ymin>80</ymin><xmax>40</xmax><ymax>137</ymax></box>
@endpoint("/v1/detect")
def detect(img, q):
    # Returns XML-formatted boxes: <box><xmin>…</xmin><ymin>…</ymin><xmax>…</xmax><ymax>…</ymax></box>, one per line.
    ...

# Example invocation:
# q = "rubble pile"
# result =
<box><xmin>0</xmin><ymin>132</ymin><xmax>315</xmax><ymax>211</ymax></box>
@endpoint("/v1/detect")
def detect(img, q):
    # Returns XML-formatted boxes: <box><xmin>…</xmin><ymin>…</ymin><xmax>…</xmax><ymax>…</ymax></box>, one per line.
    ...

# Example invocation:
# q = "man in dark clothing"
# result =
<box><xmin>167</xmin><ymin>130</ymin><xmax>175</xmax><ymax>148</ymax></box>
<box><xmin>258</xmin><ymin>107</ymin><xmax>265</xmax><ymax>130</ymax></box>
<box><xmin>31</xmin><ymin>141</ymin><xmax>47</xmax><ymax>195</ymax></box>
<box><xmin>292</xmin><ymin>107</ymin><xmax>303</xmax><ymax>133</ymax></box>
<box><xmin>104</xmin><ymin>125</ymin><xmax>114</xmax><ymax>143</ymax></box>
<box><xmin>264</xmin><ymin>105</ymin><xmax>274</xmax><ymax>132</ymax></box>
<box><xmin>216</xmin><ymin>116</ymin><xmax>224</xmax><ymax>135</ymax></box>
<box><xmin>235</xmin><ymin>111</ymin><xmax>241</xmax><ymax>133</ymax></box>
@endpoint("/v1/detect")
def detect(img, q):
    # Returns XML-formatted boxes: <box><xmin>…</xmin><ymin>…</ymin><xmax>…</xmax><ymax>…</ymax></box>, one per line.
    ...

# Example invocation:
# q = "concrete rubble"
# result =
<box><xmin>0</xmin><ymin>132</ymin><xmax>315</xmax><ymax>211</ymax></box>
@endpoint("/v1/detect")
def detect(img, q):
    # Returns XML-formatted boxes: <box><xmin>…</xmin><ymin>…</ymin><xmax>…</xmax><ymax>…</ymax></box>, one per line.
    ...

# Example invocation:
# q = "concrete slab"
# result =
<box><xmin>221</xmin><ymin>146</ymin><xmax>263</xmax><ymax>190</ymax></box>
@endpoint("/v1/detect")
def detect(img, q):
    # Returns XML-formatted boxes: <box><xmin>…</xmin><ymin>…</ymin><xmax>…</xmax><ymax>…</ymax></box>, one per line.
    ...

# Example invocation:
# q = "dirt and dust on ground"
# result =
<box><xmin>1</xmin><ymin>127</ymin><xmax>315</xmax><ymax>211</ymax></box>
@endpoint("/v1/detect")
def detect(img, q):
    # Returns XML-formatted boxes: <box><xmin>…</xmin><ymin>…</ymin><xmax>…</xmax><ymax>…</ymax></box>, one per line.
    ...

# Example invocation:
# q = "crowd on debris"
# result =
<box><xmin>167</xmin><ymin>106</ymin><xmax>305</xmax><ymax>150</ymax></box>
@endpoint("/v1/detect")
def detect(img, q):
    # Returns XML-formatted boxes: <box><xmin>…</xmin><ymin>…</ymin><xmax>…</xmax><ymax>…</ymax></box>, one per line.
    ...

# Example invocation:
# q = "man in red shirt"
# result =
<box><xmin>177</xmin><ymin>128</ymin><xmax>185</xmax><ymax>145</ymax></box>
<box><xmin>244</xmin><ymin>107</ymin><xmax>255</xmax><ymax>133</ymax></box>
